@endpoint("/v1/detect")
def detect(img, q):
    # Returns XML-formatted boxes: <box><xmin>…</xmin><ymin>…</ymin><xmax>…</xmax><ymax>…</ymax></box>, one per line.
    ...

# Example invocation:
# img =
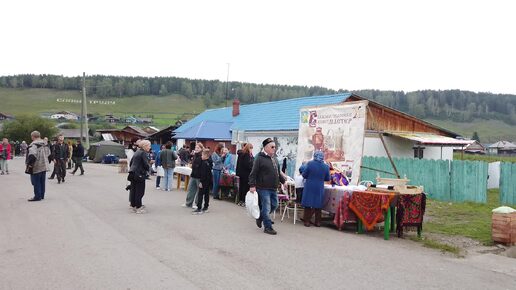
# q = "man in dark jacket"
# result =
<box><xmin>249</xmin><ymin>138</ymin><xmax>286</xmax><ymax>235</ymax></box>
<box><xmin>53</xmin><ymin>135</ymin><xmax>69</xmax><ymax>184</ymax></box>
<box><xmin>71</xmin><ymin>140</ymin><xmax>85</xmax><ymax>175</ymax></box>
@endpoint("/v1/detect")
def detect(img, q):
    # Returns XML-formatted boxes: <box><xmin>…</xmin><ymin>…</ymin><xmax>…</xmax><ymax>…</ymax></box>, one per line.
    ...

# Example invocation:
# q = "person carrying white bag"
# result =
<box><xmin>245</xmin><ymin>191</ymin><xmax>260</xmax><ymax>219</ymax></box>
<box><xmin>248</xmin><ymin>138</ymin><xmax>286</xmax><ymax>235</ymax></box>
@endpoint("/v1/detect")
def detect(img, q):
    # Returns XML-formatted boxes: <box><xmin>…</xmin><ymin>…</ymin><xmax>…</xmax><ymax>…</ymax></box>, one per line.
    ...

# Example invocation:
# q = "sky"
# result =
<box><xmin>1</xmin><ymin>0</ymin><xmax>515</xmax><ymax>94</ymax></box>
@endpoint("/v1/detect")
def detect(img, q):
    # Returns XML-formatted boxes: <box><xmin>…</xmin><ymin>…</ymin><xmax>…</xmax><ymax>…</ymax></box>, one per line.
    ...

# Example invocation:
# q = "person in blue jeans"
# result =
<box><xmin>25</xmin><ymin>131</ymin><xmax>51</xmax><ymax>201</ymax></box>
<box><xmin>248</xmin><ymin>138</ymin><xmax>286</xmax><ymax>235</ymax></box>
<box><xmin>160</xmin><ymin>142</ymin><xmax>177</xmax><ymax>191</ymax></box>
<box><xmin>210</xmin><ymin>143</ymin><xmax>225</xmax><ymax>199</ymax></box>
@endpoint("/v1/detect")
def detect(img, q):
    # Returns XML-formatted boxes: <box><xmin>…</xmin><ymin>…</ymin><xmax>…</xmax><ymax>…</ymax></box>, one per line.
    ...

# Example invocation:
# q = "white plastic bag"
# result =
<box><xmin>156</xmin><ymin>165</ymin><xmax>165</xmax><ymax>177</ymax></box>
<box><xmin>245</xmin><ymin>191</ymin><xmax>260</xmax><ymax>219</ymax></box>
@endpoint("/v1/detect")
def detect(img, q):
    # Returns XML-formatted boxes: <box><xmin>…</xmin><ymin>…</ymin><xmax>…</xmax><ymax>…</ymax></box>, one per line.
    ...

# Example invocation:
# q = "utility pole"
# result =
<box><xmin>82</xmin><ymin>72</ymin><xmax>90</xmax><ymax>149</ymax></box>
<box><xmin>225</xmin><ymin>63</ymin><xmax>230</xmax><ymax>107</ymax></box>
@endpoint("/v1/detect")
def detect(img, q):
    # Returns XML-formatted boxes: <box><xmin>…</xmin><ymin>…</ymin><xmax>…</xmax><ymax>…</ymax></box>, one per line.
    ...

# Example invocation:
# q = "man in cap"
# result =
<box><xmin>248</xmin><ymin>138</ymin><xmax>286</xmax><ymax>235</ymax></box>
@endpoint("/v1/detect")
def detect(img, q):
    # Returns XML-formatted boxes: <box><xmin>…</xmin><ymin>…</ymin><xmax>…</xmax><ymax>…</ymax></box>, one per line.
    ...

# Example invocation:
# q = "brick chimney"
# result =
<box><xmin>232</xmin><ymin>98</ymin><xmax>240</xmax><ymax>117</ymax></box>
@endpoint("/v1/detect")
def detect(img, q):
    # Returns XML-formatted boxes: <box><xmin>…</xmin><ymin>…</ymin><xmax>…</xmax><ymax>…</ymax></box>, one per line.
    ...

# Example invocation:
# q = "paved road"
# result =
<box><xmin>1</xmin><ymin>158</ymin><xmax>515</xmax><ymax>289</ymax></box>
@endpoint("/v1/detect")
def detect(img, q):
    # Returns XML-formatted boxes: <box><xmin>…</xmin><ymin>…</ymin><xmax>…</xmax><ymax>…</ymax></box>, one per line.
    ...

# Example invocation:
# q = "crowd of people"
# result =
<box><xmin>126</xmin><ymin>137</ymin><xmax>331</xmax><ymax>236</ymax></box>
<box><xmin>19</xmin><ymin>130</ymin><xmax>331</xmax><ymax>236</ymax></box>
<box><xmin>23</xmin><ymin>133</ymin><xmax>88</xmax><ymax>201</ymax></box>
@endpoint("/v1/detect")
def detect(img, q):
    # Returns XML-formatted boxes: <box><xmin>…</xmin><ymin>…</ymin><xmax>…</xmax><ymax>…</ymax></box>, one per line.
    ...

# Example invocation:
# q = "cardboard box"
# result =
<box><xmin>492</xmin><ymin>213</ymin><xmax>516</xmax><ymax>245</ymax></box>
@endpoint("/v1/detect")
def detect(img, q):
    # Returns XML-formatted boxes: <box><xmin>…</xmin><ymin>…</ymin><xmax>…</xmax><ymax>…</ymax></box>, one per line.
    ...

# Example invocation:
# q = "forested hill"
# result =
<box><xmin>1</xmin><ymin>74</ymin><xmax>515</xmax><ymax>125</ymax></box>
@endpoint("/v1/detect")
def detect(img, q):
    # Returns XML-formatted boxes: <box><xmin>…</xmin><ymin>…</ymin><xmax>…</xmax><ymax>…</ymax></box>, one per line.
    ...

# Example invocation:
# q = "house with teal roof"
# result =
<box><xmin>174</xmin><ymin>93</ymin><xmax>468</xmax><ymax>177</ymax></box>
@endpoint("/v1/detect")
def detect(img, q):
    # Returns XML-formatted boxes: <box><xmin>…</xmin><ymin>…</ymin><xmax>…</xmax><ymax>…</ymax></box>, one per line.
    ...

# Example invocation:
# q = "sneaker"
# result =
<box><xmin>135</xmin><ymin>207</ymin><xmax>146</xmax><ymax>214</ymax></box>
<box><xmin>181</xmin><ymin>203</ymin><xmax>191</xmax><ymax>208</ymax></box>
<box><xmin>264</xmin><ymin>228</ymin><xmax>277</xmax><ymax>235</ymax></box>
<box><xmin>192</xmin><ymin>205</ymin><xmax>198</xmax><ymax>209</ymax></box>
<box><xmin>156</xmin><ymin>187</ymin><xmax>160</xmax><ymax>190</ymax></box>
<box><xmin>202</xmin><ymin>209</ymin><xmax>209</xmax><ymax>213</ymax></box>
<box><xmin>192</xmin><ymin>209</ymin><xmax>203</xmax><ymax>215</ymax></box>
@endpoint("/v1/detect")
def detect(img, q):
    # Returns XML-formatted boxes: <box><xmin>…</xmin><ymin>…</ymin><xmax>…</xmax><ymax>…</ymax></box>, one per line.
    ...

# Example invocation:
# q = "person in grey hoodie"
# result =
<box><xmin>25</xmin><ymin>131</ymin><xmax>51</xmax><ymax>202</ymax></box>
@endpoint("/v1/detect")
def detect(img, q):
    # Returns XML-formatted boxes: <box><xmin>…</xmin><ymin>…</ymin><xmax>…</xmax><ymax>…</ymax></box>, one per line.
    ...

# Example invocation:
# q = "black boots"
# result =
<box><xmin>314</xmin><ymin>209</ymin><xmax>322</xmax><ymax>227</ymax></box>
<box><xmin>303</xmin><ymin>208</ymin><xmax>313</xmax><ymax>227</ymax></box>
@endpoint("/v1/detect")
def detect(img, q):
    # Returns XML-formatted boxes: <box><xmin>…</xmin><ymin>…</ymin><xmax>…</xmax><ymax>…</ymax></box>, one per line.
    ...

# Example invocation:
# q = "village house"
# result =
<box><xmin>50</xmin><ymin>111</ymin><xmax>79</xmax><ymax>121</ymax></box>
<box><xmin>96</xmin><ymin>125</ymin><xmax>149</xmax><ymax>145</ymax></box>
<box><xmin>174</xmin><ymin>93</ymin><xmax>472</xmax><ymax>177</ymax></box>
<box><xmin>487</xmin><ymin>140</ymin><xmax>516</xmax><ymax>155</ymax></box>
<box><xmin>0</xmin><ymin>112</ymin><xmax>14</xmax><ymax>121</ymax></box>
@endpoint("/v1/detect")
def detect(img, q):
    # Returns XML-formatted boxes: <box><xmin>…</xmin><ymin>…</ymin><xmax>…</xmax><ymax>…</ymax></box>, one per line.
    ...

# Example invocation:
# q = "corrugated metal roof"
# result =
<box><xmin>175</xmin><ymin>94</ymin><xmax>351</xmax><ymax>133</ymax></box>
<box><xmin>173</xmin><ymin>120</ymin><xmax>233</xmax><ymax>140</ymax></box>
<box><xmin>386</xmin><ymin>132</ymin><xmax>475</xmax><ymax>146</ymax></box>
<box><xmin>488</xmin><ymin>141</ymin><xmax>516</xmax><ymax>149</ymax></box>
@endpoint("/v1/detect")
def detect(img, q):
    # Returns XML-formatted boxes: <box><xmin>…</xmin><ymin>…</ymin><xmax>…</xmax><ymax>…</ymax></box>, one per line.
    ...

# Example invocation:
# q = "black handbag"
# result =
<box><xmin>25</xmin><ymin>165</ymin><xmax>33</xmax><ymax>175</ymax></box>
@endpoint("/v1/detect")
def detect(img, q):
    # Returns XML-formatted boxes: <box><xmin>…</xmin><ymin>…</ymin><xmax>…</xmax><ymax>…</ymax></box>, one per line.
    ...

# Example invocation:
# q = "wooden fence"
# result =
<box><xmin>361</xmin><ymin>157</ymin><xmax>488</xmax><ymax>203</ymax></box>
<box><xmin>500</xmin><ymin>162</ymin><xmax>516</xmax><ymax>205</ymax></box>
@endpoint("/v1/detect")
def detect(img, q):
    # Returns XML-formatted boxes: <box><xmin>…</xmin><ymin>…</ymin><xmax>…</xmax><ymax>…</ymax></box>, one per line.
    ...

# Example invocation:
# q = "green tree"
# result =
<box><xmin>472</xmin><ymin>131</ymin><xmax>480</xmax><ymax>142</ymax></box>
<box><xmin>1</xmin><ymin>115</ymin><xmax>58</xmax><ymax>142</ymax></box>
<box><xmin>159</xmin><ymin>84</ymin><xmax>168</xmax><ymax>96</ymax></box>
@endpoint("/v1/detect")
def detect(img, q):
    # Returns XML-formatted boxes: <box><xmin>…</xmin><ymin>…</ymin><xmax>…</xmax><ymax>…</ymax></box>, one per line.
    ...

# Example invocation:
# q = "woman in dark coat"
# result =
<box><xmin>129</xmin><ymin>140</ymin><xmax>151</xmax><ymax>214</ymax></box>
<box><xmin>236</xmin><ymin>143</ymin><xmax>254</xmax><ymax>206</ymax></box>
<box><xmin>301</xmin><ymin>151</ymin><xmax>330</xmax><ymax>227</ymax></box>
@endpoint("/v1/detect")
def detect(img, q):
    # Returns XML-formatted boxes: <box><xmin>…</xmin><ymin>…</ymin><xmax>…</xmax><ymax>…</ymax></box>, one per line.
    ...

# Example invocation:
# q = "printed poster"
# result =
<box><xmin>296</xmin><ymin>101</ymin><xmax>368</xmax><ymax>185</ymax></box>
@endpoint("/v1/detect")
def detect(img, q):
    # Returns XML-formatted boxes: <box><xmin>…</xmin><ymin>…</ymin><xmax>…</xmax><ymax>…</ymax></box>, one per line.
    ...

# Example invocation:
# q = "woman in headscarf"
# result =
<box><xmin>301</xmin><ymin>150</ymin><xmax>330</xmax><ymax>227</ymax></box>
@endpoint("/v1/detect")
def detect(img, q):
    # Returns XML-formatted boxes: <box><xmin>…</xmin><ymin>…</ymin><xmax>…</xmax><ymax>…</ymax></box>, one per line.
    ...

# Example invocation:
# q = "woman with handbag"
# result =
<box><xmin>128</xmin><ymin>140</ymin><xmax>151</xmax><ymax>214</ymax></box>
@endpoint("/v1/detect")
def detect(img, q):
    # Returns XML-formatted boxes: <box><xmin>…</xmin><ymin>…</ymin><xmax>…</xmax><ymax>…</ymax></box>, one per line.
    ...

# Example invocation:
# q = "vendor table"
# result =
<box><xmin>174</xmin><ymin>166</ymin><xmax>192</xmax><ymax>191</ymax></box>
<box><xmin>350</xmin><ymin>190</ymin><xmax>396</xmax><ymax>240</ymax></box>
<box><xmin>349</xmin><ymin>190</ymin><xmax>426</xmax><ymax>240</ymax></box>
<box><xmin>322</xmin><ymin>185</ymin><xmax>357</xmax><ymax>229</ymax></box>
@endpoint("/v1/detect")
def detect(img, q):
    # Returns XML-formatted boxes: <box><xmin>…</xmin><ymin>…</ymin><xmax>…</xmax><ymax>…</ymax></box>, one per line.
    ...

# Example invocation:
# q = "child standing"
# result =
<box><xmin>193</xmin><ymin>149</ymin><xmax>213</xmax><ymax>215</ymax></box>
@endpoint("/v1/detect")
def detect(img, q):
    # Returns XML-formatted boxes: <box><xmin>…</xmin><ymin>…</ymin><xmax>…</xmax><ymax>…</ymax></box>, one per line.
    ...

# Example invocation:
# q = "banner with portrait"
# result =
<box><xmin>296</xmin><ymin>101</ymin><xmax>368</xmax><ymax>185</ymax></box>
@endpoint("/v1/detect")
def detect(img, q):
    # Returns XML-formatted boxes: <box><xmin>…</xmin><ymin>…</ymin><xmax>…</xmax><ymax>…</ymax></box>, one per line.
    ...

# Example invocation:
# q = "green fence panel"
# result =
<box><xmin>450</xmin><ymin>160</ymin><xmax>488</xmax><ymax>203</ymax></box>
<box><xmin>360</xmin><ymin>156</ymin><xmax>451</xmax><ymax>201</ymax></box>
<box><xmin>500</xmin><ymin>162</ymin><xmax>516</xmax><ymax>206</ymax></box>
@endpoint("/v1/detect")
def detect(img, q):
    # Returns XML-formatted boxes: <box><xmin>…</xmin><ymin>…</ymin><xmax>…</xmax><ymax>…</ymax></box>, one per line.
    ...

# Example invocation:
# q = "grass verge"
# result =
<box><xmin>423</xmin><ymin>189</ymin><xmax>499</xmax><ymax>246</ymax></box>
<box><xmin>410</xmin><ymin>236</ymin><xmax>462</xmax><ymax>256</ymax></box>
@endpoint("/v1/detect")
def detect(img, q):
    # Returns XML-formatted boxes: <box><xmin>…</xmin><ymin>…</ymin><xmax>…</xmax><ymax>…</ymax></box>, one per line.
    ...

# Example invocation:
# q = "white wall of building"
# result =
<box><xmin>363</xmin><ymin>134</ymin><xmax>453</xmax><ymax>160</ymax></box>
<box><xmin>488</xmin><ymin>161</ymin><xmax>500</xmax><ymax>189</ymax></box>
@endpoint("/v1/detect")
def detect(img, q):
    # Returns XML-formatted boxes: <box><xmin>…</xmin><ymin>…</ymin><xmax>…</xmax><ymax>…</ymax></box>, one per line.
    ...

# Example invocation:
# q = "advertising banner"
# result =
<box><xmin>296</xmin><ymin>101</ymin><xmax>368</xmax><ymax>185</ymax></box>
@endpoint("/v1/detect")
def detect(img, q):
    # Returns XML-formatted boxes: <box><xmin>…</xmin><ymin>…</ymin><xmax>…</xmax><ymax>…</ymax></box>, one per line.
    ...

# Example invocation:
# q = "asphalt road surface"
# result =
<box><xmin>1</xmin><ymin>158</ymin><xmax>515</xmax><ymax>289</ymax></box>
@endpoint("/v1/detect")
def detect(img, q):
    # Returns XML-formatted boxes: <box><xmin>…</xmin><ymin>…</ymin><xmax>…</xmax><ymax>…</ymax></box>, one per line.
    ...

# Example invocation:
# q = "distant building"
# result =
<box><xmin>488</xmin><ymin>141</ymin><xmax>516</xmax><ymax>155</ymax></box>
<box><xmin>96</xmin><ymin>125</ymin><xmax>149</xmax><ymax>145</ymax></box>
<box><xmin>50</xmin><ymin>111</ymin><xmax>79</xmax><ymax>121</ymax></box>
<box><xmin>0</xmin><ymin>112</ymin><xmax>14</xmax><ymax>121</ymax></box>
<box><xmin>58</xmin><ymin>128</ymin><xmax>90</xmax><ymax>140</ymax></box>
<box><xmin>104</xmin><ymin>114</ymin><xmax>120</xmax><ymax>123</ymax></box>
<box><xmin>453</xmin><ymin>140</ymin><xmax>486</xmax><ymax>155</ymax></box>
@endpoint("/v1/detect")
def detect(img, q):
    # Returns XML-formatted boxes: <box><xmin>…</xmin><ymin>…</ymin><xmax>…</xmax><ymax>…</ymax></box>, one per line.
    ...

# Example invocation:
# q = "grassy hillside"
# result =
<box><xmin>1</xmin><ymin>88</ymin><xmax>515</xmax><ymax>141</ymax></box>
<box><xmin>425</xmin><ymin>118</ymin><xmax>516</xmax><ymax>143</ymax></box>
<box><xmin>0</xmin><ymin>88</ymin><xmax>206</xmax><ymax>127</ymax></box>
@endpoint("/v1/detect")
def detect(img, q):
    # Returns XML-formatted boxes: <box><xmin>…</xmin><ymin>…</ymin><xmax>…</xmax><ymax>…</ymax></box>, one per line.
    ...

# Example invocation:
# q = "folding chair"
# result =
<box><xmin>281</xmin><ymin>183</ymin><xmax>299</xmax><ymax>224</ymax></box>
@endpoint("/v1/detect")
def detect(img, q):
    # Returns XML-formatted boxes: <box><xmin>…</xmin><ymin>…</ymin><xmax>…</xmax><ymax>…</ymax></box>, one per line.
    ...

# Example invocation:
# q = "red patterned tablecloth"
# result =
<box><xmin>349</xmin><ymin>190</ymin><xmax>395</xmax><ymax>231</ymax></box>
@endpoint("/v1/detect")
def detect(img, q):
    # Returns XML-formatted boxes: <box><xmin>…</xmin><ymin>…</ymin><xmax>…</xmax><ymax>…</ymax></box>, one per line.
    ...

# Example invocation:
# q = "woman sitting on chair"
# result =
<box><xmin>301</xmin><ymin>151</ymin><xmax>330</xmax><ymax>227</ymax></box>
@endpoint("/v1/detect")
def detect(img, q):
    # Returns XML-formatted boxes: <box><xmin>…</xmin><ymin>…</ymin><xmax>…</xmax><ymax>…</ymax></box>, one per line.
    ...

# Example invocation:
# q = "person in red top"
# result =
<box><xmin>0</xmin><ymin>138</ymin><xmax>12</xmax><ymax>175</ymax></box>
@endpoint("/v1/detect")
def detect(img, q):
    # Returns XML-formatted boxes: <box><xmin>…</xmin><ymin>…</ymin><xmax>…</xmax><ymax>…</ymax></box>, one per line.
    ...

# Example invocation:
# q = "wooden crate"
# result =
<box><xmin>492</xmin><ymin>213</ymin><xmax>516</xmax><ymax>245</ymax></box>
